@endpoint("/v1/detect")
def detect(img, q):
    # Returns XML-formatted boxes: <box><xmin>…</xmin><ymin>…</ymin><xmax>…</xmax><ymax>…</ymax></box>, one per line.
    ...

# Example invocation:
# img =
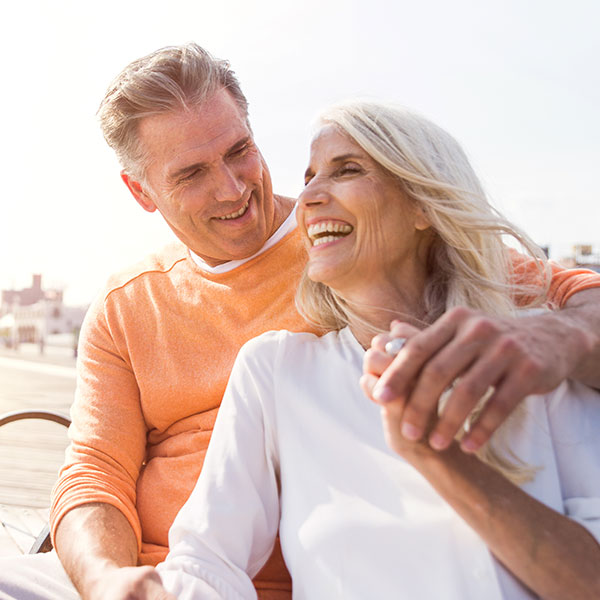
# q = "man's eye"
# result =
<box><xmin>180</xmin><ymin>169</ymin><xmax>200</xmax><ymax>182</ymax></box>
<box><xmin>230</xmin><ymin>144</ymin><xmax>250</xmax><ymax>157</ymax></box>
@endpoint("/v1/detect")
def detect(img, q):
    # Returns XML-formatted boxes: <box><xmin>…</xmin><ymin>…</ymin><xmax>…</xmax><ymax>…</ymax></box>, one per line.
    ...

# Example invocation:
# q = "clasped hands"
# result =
<box><xmin>360</xmin><ymin>305</ymin><xmax>593</xmax><ymax>455</ymax></box>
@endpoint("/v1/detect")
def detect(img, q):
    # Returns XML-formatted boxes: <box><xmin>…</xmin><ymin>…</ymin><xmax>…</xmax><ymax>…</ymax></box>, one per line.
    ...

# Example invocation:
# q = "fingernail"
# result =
<box><xmin>372</xmin><ymin>384</ymin><xmax>395</xmax><ymax>403</ymax></box>
<box><xmin>461</xmin><ymin>438</ymin><xmax>479</xmax><ymax>453</ymax></box>
<box><xmin>401</xmin><ymin>422</ymin><xmax>422</xmax><ymax>441</ymax></box>
<box><xmin>429</xmin><ymin>432</ymin><xmax>448</xmax><ymax>450</ymax></box>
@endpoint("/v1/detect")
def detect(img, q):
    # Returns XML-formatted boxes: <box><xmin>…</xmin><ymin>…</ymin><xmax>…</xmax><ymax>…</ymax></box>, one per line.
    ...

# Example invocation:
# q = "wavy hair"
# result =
<box><xmin>296</xmin><ymin>100</ymin><xmax>550</xmax><ymax>484</ymax></box>
<box><xmin>297</xmin><ymin>101</ymin><xmax>550</xmax><ymax>333</ymax></box>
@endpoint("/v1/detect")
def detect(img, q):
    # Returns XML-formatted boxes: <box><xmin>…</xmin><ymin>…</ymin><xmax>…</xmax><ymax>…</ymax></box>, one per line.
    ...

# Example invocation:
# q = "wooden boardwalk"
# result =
<box><xmin>0</xmin><ymin>346</ymin><xmax>75</xmax><ymax>556</ymax></box>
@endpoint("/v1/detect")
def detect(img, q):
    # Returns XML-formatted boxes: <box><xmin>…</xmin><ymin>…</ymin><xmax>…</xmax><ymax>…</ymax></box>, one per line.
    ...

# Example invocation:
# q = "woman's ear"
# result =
<box><xmin>414</xmin><ymin>205</ymin><xmax>431</xmax><ymax>231</ymax></box>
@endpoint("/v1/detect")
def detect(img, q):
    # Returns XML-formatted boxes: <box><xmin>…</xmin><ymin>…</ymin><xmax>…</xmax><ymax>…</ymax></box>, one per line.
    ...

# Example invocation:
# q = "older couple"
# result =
<box><xmin>1</xmin><ymin>43</ymin><xmax>599</xmax><ymax>600</ymax></box>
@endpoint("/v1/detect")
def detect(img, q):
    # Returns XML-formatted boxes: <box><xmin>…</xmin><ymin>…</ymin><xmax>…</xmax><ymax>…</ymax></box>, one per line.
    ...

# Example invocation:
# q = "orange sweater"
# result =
<box><xmin>50</xmin><ymin>227</ymin><xmax>600</xmax><ymax>587</ymax></box>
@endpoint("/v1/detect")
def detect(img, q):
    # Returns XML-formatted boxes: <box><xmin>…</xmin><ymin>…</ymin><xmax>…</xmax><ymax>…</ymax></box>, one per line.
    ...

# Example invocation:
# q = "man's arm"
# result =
<box><xmin>54</xmin><ymin>503</ymin><xmax>174</xmax><ymax>600</ymax></box>
<box><xmin>50</xmin><ymin>291</ymin><xmax>168</xmax><ymax>599</ymax></box>
<box><xmin>362</xmin><ymin>287</ymin><xmax>600</xmax><ymax>453</ymax></box>
<box><xmin>558</xmin><ymin>287</ymin><xmax>600</xmax><ymax>386</ymax></box>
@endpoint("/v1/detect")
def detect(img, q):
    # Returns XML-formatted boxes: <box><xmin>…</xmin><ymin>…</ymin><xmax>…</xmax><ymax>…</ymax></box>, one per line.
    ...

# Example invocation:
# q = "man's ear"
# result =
<box><xmin>121</xmin><ymin>171</ymin><xmax>157</xmax><ymax>213</ymax></box>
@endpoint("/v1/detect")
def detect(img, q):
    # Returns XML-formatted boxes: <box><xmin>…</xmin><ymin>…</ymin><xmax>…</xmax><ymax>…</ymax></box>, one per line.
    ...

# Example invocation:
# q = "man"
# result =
<box><xmin>1</xmin><ymin>43</ymin><xmax>599</xmax><ymax>600</ymax></box>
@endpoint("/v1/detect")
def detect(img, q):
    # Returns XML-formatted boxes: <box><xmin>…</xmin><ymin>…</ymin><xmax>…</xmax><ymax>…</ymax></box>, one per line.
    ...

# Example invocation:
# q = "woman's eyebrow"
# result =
<box><xmin>329</xmin><ymin>152</ymin><xmax>363</xmax><ymax>164</ymax></box>
<box><xmin>304</xmin><ymin>152</ymin><xmax>364</xmax><ymax>178</ymax></box>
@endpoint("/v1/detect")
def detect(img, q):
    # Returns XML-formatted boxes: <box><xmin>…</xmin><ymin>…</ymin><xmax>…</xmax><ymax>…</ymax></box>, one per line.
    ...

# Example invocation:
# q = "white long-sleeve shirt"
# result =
<box><xmin>158</xmin><ymin>327</ymin><xmax>600</xmax><ymax>599</ymax></box>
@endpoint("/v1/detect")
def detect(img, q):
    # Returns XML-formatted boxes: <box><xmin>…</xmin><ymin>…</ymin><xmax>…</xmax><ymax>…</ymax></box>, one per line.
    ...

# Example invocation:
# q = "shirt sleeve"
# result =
<box><xmin>157</xmin><ymin>335</ymin><xmax>282</xmax><ymax>599</ymax></box>
<box><xmin>546</xmin><ymin>381</ymin><xmax>600</xmax><ymax>544</ymax></box>
<box><xmin>509</xmin><ymin>248</ymin><xmax>600</xmax><ymax>307</ymax></box>
<box><xmin>49</xmin><ymin>290</ymin><xmax>147</xmax><ymax>549</ymax></box>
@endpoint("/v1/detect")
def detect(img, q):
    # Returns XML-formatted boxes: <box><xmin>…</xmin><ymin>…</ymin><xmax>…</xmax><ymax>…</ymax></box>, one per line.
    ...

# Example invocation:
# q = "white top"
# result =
<box><xmin>189</xmin><ymin>206</ymin><xmax>297</xmax><ymax>274</ymax></box>
<box><xmin>158</xmin><ymin>327</ymin><xmax>600</xmax><ymax>600</ymax></box>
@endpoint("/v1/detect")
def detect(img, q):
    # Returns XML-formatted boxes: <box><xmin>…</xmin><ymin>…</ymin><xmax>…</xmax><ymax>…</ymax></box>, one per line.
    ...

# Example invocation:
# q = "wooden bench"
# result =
<box><xmin>0</xmin><ymin>409</ymin><xmax>71</xmax><ymax>555</ymax></box>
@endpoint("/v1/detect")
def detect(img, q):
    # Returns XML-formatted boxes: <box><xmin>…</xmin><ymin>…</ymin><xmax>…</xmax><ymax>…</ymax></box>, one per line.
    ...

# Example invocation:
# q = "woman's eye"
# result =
<box><xmin>337</xmin><ymin>164</ymin><xmax>361</xmax><ymax>177</ymax></box>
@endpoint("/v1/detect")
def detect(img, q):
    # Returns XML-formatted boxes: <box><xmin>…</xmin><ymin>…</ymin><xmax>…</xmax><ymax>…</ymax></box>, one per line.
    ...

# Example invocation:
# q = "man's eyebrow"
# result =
<box><xmin>226</xmin><ymin>135</ymin><xmax>252</xmax><ymax>155</ymax></box>
<box><xmin>168</xmin><ymin>136</ymin><xmax>253</xmax><ymax>182</ymax></box>
<box><xmin>304</xmin><ymin>152</ymin><xmax>364</xmax><ymax>180</ymax></box>
<box><xmin>168</xmin><ymin>162</ymin><xmax>206</xmax><ymax>183</ymax></box>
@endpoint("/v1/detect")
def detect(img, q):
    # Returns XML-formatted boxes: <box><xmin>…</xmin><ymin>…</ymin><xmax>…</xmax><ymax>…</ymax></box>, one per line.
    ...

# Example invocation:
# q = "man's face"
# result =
<box><xmin>124</xmin><ymin>88</ymin><xmax>277</xmax><ymax>266</ymax></box>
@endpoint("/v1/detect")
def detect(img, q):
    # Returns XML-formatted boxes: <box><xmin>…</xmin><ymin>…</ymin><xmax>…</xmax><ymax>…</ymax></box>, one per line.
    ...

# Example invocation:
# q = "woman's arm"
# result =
<box><xmin>157</xmin><ymin>336</ymin><xmax>282</xmax><ymax>599</ymax></box>
<box><xmin>377</xmin><ymin>396</ymin><xmax>600</xmax><ymax>600</ymax></box>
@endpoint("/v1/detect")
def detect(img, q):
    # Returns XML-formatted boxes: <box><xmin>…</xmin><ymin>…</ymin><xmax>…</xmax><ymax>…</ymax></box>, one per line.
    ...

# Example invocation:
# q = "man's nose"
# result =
<box><xmin>214</xmin><ymin>164</ymin><xmax>245</xmax><ymax>202</ymax></box>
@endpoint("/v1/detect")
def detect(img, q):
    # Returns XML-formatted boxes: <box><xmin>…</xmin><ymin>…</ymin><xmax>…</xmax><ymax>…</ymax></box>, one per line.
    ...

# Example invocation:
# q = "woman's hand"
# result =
<box><xmin>360</xmin><ymin>322</ymin><xmax>431</xmax><ymax>459</ymax></box>
<box><xmin>361</xmin><ymin>305</ymin><xmax>597</xmax><ymax>454</ymax></box>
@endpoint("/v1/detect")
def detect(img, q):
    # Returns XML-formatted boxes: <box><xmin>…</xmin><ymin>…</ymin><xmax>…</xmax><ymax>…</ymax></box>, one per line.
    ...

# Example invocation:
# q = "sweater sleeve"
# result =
<box><xmin>157</xmin><ymin>334</ymin><xmax>282</xmax><ymax>599</ymax></box>
<box><xmin>509</xmin><ymin>248</ymin><xmax>600</xmax><ymax>307</ymax></box>
<box><xmin>49</xmin><ymin>290</ymin><xmax>147</xmax><ymax>550</ymax></box>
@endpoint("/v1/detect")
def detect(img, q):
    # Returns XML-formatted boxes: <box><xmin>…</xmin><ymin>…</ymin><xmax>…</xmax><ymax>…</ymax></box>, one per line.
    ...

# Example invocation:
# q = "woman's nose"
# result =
<box><xmin>298</xmin><ymin>178</ymin><xmax>330</xmax><ymax>208</ymax></box>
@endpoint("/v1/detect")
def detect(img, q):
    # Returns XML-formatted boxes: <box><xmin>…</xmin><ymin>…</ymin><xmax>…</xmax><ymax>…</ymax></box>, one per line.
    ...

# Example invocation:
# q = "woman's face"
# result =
<box><xmin>298</xmin><ymin>125</ymin><xmax>430</xmax><ymax>294</ymax></box>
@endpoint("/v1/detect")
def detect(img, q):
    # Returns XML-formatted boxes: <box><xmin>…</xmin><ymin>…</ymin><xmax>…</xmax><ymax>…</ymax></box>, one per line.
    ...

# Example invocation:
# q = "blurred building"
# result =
<box><xmin>567</xmin><ymin>244</ymin><xmax>600</xmax><ymax>273</ymax></box>
<box><xmin>0</xmin><ymin>275</ymin><xmax>87</xmax><ymax>348</ymax></box>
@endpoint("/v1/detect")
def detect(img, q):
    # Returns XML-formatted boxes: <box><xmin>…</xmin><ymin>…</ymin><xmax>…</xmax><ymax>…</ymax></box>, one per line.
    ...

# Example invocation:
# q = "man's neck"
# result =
<box><xmin>271</xmin><ymin>194</ymin><xmax>296</xmax><ymax>235</ymax></box>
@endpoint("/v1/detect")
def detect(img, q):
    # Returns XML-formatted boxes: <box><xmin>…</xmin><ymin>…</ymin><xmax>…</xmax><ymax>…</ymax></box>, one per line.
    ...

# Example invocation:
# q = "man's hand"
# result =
<box><xmin>55</xmin><ymin>503</ymin><xmax>176</xmax><ymax>600</ymax></box>
<box><xmin>361</xmin><ymin>304</ymin><xmax>596</xmax><ymax>453</ymax></box>
<box><xmin>86</xmin><ymin>565</ymin><xmax>176</xmax><ymax>600</ymax></box>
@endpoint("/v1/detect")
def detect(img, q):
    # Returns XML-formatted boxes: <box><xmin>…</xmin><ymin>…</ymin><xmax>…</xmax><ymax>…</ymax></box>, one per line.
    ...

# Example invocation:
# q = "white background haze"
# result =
<box><xmin>1</xmin><ymin>0</ymin><xmax>598</xmax><ymax>305</ymax></box>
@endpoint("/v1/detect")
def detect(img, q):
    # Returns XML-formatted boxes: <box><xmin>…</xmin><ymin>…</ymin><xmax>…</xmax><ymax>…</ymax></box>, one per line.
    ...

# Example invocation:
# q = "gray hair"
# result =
<box><xmin>98</xmin><ymin>42</ymin><xmax>249</xmax><ymax>180</ymax></box>
<box><xmin>297</xmin><ymin>100</ymin><xmax>550</xmax><ymax>334</ymax></box>
<box><xmin>296</xmin><ymin>100</ymin><xmax>549</xmax><ymax>484</ymax></box>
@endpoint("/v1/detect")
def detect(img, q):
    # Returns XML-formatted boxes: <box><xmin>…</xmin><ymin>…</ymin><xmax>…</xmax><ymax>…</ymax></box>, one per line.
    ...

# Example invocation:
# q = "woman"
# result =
<box><xmin>157</xmin><ymin>102</ymin><xmax>600</xmax><ymax>599</ymax></box>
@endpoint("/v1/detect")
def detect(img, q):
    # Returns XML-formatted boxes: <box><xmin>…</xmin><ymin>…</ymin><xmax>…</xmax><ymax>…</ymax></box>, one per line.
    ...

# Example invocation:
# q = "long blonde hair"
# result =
<box><xmin>297</xmin><ymin>101</ymin><xmax>548</xmax><ymax>484</ymax></box>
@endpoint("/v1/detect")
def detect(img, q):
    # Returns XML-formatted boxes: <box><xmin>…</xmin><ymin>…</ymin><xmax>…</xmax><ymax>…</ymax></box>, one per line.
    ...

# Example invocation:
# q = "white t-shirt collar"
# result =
<box><xmin>189</xmin><ymin>204</ymin><xmax>298</xmax><ymax>274</ymax></box>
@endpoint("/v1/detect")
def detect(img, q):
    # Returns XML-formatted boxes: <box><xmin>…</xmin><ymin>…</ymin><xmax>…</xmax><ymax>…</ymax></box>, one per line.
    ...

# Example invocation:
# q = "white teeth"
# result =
<box><xmin>306</xmin><ymin>221</ymin><xmax>353</xmax><ymax>239</ymax></box>
<box><xmin>313</xmin><ymin>235</ymin><xmax>340</xmax><ymax>247</ymax></box>
<box><xmin>218</xmin><ymin>201</ymin><xmax>249</xmax><ymax>220</ymax></box>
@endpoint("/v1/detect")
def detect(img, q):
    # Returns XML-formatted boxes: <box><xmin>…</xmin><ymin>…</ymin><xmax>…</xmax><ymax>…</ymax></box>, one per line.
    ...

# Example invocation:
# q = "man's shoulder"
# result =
<box><xmin>102</xmin><ymin>242</ymin><xmax>190</xmax><ymax>299</ymax></box>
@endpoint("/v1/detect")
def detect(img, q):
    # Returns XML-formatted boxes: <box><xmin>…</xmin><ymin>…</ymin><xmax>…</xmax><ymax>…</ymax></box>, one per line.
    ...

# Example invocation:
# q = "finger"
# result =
<box><xmin>371</xmin><ymin>332</ymin><xmax>395</xmax><ymax>353</ymax></box>
<box><xmin>372</xmin><ymin>314</ymin><xmax>461</xmax><ymax>405</ymax></box>
<box><xmin>371</xmin><ymin>323</ymin><xmax>420</xmax><ymax>354</ymax></box>
<box><xmin>363</xmin><ymin>348</ymin><xmax>394</xmax><ymax>377</ymax></box>
<box><xmin>360</xmin><ymin>373</ymin><xmax>380</xmax><ymax>401</ymax></box>
<box><xmin>459</xmin><ymin>361</ymin><xmax>540</xmax><ymax>452</ymax></box>
<box><xmin>427</xmin><ymin>345</ymin><xmax>514</xmax><ymax>450</ymax></box>
<box><xmin>395</xmin><ymin>309</ymin><xmax>512</xmax><ymax>442</ymax></box>
<box><xmin>396</xmin><ymin>338</ymin><xmax>478</xmax><ymax>442</ymax></box>
<box><xmin>388</xmin><ymin>321</ymin><xmax>422</xmax><ymax>341</ymax></box>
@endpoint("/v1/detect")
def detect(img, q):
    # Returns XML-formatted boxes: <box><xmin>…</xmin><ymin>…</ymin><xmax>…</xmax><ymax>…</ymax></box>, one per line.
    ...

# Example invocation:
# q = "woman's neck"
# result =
<box><xmin>342</xmin><ymin>276</ymin><xmax>428</xmax><ymax>349</ymax></box>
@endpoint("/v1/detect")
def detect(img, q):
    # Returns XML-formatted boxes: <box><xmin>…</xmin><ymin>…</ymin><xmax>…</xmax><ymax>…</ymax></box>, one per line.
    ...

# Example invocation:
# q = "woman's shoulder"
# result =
<box><xmin>240</xmin><ymin>328</ymin><xmax>333</xmax><ymax>355</ymax></box>
<box><xmin>238</xmin><ymin>328</ymin><xmax>356</xmax><ymax>368</ymax></box>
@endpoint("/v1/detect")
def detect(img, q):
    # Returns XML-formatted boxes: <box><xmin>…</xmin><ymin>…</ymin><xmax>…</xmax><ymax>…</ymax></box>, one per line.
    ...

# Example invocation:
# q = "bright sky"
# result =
<box><xmin>1</xmin><ymin>0</ymin><xmax>598</xmax><ymax>305</ymax></box>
